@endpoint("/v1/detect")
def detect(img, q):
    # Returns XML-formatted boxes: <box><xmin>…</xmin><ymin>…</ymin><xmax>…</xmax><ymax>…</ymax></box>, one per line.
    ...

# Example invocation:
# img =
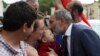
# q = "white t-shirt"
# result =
<box><xmin>74</xmin><ymin>21</ymin><xmax>90</xmax><ymax>27</ymax></box>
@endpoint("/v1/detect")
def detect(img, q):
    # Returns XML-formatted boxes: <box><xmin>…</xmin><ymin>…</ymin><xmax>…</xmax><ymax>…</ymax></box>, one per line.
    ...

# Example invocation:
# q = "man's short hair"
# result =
<box><xmin>55</xmin><ymin>10</ymin><xmax>73</xmax><ymax>24</ymax></box>
<box><xmin>70</xmin><ymin>1</ymin><xmax>83</xmax><ymax>15</ymax></box>
<box><xmin>3</xmin><ymin>1</ymin><xmax>37</xmax><ymax>31</ymax></box>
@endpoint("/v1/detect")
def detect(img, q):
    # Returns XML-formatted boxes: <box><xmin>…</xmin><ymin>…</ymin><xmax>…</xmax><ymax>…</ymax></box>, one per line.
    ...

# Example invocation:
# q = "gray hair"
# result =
<box><xmin>55</xmin><ymin>10</ymin><xmax>73</xmax><ymax>24</ymax></box>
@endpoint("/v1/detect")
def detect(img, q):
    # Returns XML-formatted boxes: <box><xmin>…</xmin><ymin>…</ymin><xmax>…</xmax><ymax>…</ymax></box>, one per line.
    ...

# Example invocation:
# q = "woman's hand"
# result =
<box><xmin>47</xmin><ymin>48</ymin><xmax>58</xmax><ymax>56</ymax></box>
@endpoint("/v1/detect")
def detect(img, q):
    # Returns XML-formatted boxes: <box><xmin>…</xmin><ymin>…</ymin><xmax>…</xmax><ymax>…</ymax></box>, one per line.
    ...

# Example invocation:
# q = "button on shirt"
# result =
<box><xmin>0</xmin><ymin>34</ymin><xmax>27</xmax><ymax>56</ymax></box>
<box><xmin>64</xmin><ymin>23</ymin><xmax>73</xmax><ymax>56</ymax></box>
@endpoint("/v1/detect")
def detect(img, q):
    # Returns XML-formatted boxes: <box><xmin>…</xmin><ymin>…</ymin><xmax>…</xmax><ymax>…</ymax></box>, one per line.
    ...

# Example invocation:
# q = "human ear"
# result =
<box><xmin>23</xmin><ymin>23</ymin><xmax>28</xmax><ymax>33</ymax></box>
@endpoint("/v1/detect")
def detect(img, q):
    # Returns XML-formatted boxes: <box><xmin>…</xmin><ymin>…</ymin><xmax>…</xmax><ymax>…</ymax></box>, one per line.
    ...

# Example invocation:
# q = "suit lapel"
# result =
<box><xmin>70</xmin><ymin>24</ymin><xmax>77</xmax><ymax>56</ymax></box>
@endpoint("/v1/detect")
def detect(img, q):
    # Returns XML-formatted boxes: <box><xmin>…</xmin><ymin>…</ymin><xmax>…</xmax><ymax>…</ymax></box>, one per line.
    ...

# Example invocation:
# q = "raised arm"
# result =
<box><xmin>55</xmin><ymin>0</ymin><xmax>65</xmax><ymax>10</ymax></box>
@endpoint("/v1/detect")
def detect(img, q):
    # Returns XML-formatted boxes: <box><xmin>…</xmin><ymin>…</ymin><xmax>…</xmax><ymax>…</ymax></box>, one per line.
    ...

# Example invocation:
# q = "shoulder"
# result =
<box><xmin>26</xmin><ymin>46</ymin><xmax>39</xmax><ymax>56</ymax></box>
<box><xmin>74</xmin><ymin>24</ymin><xmax>100</xmax><ymax>40</ymax></box>
<box><xmin>72</xmin><ymin>24</ymin><xmax>100</xmax><ymax>43</ymax></box>
<box><xmin>0</xmin><ymin>42</ymin><xmax>9</xmax><ymax>55</ymax></box>
<box><xmin>72</xmin><ymin>24</ymin><xmax>91</xmax><ymax>31</ymax></box>
<box><xmin>21</xmin><ymin>41</ymin><xmax>39</xmax><ymax>56</ymax></box>
<box><xmin>71</xmin><ymin>24</ymin><xmax>94</xmax><ymax>37</ymax></box>
<box><xmin>0</xmin><ymin>35</ymin><xmax>9</xmax><ymax>55</ymax></box>
<box><xmin>23</xmin><ymin>41</ymin><xmax>39</xmax><ymax>56</ymax></box>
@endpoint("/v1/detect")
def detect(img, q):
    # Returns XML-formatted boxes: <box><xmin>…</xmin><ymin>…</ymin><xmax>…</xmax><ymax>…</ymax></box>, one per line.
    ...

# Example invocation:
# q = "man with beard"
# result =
<box><xmin>54</xmin><ymin>1</ymin><xmax>90</xmax><ymax>46</ymax></box>
<box><xmin>49</xmin><ymin>9</ymin><xmax>100</xmax><ymax>56</ymax></box>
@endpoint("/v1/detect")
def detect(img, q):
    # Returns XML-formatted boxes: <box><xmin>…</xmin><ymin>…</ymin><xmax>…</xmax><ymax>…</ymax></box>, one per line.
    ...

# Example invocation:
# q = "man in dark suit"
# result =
<box><xmin>49</xmin><ymin>9</ymin><xmax>100</xmax><ymax>56</ymax></box>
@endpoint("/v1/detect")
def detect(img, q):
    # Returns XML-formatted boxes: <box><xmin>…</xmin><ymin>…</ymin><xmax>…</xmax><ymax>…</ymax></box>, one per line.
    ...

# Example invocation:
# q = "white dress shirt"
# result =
<box><xmin>65</xmin><ymin>23</ymin><xmax>73</xmax><ymax>56</ymax></box>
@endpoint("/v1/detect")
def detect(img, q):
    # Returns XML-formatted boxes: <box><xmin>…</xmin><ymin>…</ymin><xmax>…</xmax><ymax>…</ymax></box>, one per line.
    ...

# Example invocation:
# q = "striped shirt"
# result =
<box><xmin>0</xmin><ymin>34</ymin><xmax>27</xmax><ymax>56</ymax></box>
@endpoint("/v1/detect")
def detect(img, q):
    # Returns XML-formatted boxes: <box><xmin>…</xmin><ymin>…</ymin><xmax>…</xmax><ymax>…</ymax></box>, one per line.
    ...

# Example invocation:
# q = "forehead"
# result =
<box><xmin>37</xmin><ymin>19</ymin><xmax>44</xmax><ymax>23</ymax></box>
<box><xmin>36</xmin><ymin>19</ymin><xmax>44</xmax><ymax>25</ymax></box>
<box><xmin>44</xmin><ymin>29</ymin><xmax>52</xmax><ymax>34</ymax></box>
<box><xmin>37</xmin><ymin>19</ymin><xmax>45</xmax><ymax>27</ymax></box>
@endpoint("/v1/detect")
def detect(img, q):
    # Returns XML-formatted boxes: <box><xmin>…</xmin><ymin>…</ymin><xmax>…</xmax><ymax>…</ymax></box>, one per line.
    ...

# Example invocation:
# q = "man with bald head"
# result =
<box><xmin>66</xmin><ymin>1</ymin><xmax>90</xmax><ymax>27</ymax></box>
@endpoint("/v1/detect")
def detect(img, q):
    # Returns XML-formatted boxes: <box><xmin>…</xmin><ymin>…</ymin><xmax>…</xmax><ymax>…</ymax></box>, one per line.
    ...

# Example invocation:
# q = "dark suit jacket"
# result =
<box><xmin>63</xmin><ymin>24</ymin><xmax>100</xmax><ymax>56</ymax></box>
<box><xmin>70</xmin><ymin>24</ymin><xmax>100</xmax><ymax>56</ymax></box>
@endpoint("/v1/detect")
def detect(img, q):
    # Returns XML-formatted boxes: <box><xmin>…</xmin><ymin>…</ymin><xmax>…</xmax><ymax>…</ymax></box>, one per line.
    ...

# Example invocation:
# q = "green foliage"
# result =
<box><xmin>39</xmin><ymin>0</ymin><xmax>55</xmax><ymax>15</ymax></box>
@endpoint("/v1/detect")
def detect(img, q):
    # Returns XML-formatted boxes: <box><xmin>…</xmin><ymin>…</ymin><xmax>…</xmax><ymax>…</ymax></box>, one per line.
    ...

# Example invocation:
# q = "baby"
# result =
<box><xmin>37</xmin><ymin>29</ymin><xmax>61</xmax><ymax>56</ymax></box>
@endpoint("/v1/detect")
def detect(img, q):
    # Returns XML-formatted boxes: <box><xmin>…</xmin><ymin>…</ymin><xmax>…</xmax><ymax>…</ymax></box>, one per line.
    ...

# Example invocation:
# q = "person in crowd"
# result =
<box><xmin>66</xmin><ymin>1</ymin><xmax>89</xmax><ymax>27</ymax></box>
<box><xmin>26</xmin><ymin>14</ymin><xmax>59</xmax><ymax>56</ymax></box>
<box><xmin>54</xmin><ymin>0</ymin><xmax>90</xmax><ymax>46</ymax></box>
<box><xmin>25</xmin><ymin>14</ymin><xmax>45</xmax><ymax>48</ymax></box>
<box><xmin>0</xmin><ymin>1</ymin><xmax>38</xmax><ymax>56</ymax></box>
<box><xmin>27</xmin><ymin>0</ymin><xmax>39</xmax><ymax>13</ymax></box>
<box><xmin>56</xmin><ymin>0</ymin><xmax>90</xmax><ymax>27</ymax></box>
<box><xmin>37</xmin><ymin>28</ymin><xmax>61</xmax><ymax>56</ymax></box>
<box><xmin>49</xmin><ymin>9</ymin><xmax>100</xmax><ymax>56</ymax></box>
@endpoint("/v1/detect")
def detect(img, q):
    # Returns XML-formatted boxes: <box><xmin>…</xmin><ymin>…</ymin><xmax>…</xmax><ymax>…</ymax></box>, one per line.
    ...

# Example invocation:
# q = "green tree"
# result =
<box><xmin>39</xmin><ymin>0</ymin><xmax>55</xmax><ymax>15</ymax></box>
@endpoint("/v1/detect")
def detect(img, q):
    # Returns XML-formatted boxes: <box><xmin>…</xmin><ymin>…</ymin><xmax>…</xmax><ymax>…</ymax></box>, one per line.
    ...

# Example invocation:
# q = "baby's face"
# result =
<box><xmin>43</xmin><ymin>29</ymin><xmax>54</xmax><ymax>42</ymax></box>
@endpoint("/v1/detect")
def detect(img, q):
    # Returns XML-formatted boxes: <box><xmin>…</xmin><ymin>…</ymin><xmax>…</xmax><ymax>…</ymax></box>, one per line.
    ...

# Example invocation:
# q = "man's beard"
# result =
<box><xmin>53</xmin><ymin>25</ymin><xmax>63</xmax><ymax>35</ymax></box>
<box><xmin>71</xmin><ymin>13</ymin><xmax>75</xmax><ymax>21</ymax></box>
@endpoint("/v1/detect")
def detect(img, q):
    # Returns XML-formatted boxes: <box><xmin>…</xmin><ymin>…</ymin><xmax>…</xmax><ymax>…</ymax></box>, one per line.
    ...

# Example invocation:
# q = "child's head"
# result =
<box><xmin>42</xmin><ymin>29</ymin><xmax>54</xmax><ymax>42</ymax></box>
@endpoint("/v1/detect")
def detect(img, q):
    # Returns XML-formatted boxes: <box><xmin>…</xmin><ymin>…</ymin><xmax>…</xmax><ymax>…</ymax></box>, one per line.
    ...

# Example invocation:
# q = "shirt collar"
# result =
<box><xmin>65</xmin><ymin>23</ymin><xmax>73</xmax><ymax>36</ymax></box>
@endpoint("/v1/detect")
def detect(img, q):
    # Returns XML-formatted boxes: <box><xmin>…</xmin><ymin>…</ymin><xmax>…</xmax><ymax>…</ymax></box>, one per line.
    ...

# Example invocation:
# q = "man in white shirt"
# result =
<box><xmin>66</xmin><ymin>1</ymin><xmax>90</xmax><ymax>27</ymax></box>
<box><xmin>55</xmin><ymin>0</ymin><xmax>90</xmax><ymax>27</ymax></box>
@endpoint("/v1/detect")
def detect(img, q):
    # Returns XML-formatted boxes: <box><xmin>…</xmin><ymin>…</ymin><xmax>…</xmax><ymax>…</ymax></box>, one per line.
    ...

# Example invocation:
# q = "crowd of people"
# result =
<box><xmin>0</xmin><ymin>0</ymin><xmax>100</xmax><ymax>56</ymax></box>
